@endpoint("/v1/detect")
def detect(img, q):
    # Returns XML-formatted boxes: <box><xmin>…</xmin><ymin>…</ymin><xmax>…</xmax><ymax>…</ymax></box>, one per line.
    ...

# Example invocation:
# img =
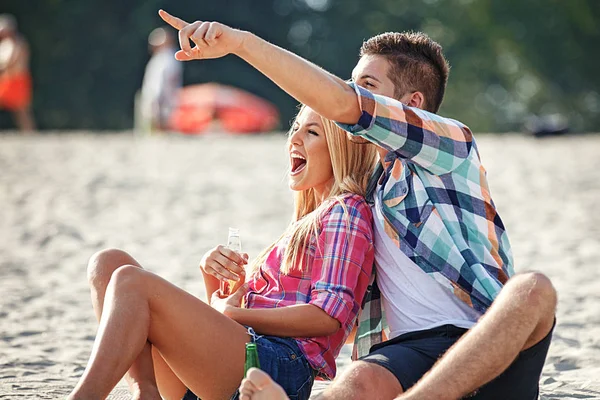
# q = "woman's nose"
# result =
<box><xmin>289</xmin><ymin>129</ymin><xmax>303</xmax><ymax>145</ymax></box>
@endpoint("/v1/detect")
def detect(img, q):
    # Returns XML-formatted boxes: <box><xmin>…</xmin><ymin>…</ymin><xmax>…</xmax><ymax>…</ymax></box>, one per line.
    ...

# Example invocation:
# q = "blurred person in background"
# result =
<box><xmin>0</xmin><ymin>14</ymin><xmax>35</xmax><ymax>132</ymax></box>
<box><xmin>136</xmin><ymin>26</ymin><xmax>182</xmax><ymax>133</ymax></box>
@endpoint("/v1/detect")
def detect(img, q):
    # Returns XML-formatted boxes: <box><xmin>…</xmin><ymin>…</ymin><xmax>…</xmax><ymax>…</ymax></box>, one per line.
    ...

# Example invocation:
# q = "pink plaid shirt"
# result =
<box><xmin>244</xmin><ymin>193</ymin><xmax>374</xmax><ymax>379</ymax></box>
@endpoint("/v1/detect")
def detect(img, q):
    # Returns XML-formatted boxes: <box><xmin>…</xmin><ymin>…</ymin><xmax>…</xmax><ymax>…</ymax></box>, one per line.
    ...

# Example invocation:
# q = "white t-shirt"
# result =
<box><xmin>372</xmin><ymin>193</ymin><xmax>481</xmax><ymax>339</ymax></box>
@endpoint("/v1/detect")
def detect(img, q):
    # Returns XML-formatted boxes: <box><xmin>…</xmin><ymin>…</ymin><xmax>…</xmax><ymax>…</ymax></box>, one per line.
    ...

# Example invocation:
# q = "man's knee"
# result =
<box><xmin>508</xmin><ymin>272</ymin><xmax>557</xmax><ymax>312</ymax></box>
<box><xmin>87</xmin><ymin>248</ymin><xmax>135</xmax><ymax>288</ymax></box>
<box><xmin>323</xmin><ymin>361</ymin><xmax>402</xmax><ymax>400</ymax></box>
<box><xmin>505</xmin><ymin>272</ymin><xmax>557</xmax><ymax>349</ymax></box>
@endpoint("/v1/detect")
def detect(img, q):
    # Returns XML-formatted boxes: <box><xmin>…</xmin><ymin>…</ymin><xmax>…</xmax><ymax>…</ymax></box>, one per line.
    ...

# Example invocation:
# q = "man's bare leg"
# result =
<box><xmin>398</xmin><ymin>272</ymin><xmax>557</xmax><ymax>400</ymax></box>
<box><xmin>314</xmin><ymin>272</ymin><xmax>555</xmax><ymax>400</ymax></box>
<box><xmin>239</xmin><ymin>272</ymin><xmax>555</xmax><ymax>400</ymax></box>
<box><xmin>239</xmin><ymin>359</ymin><xmax>402</xmax><ymax>400</ymax></box>
<box><xmin>319</xmin><ymin>361</ymin><xmax>403</xmax><ymax>400</ymax></box>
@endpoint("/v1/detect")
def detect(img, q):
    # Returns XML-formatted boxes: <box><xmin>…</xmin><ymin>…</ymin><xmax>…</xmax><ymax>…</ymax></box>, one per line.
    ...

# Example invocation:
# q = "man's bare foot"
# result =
<box><xmin>239</xmin><ymin>368</ymin><xmax>289</xmax><ymax>400</ymax></box>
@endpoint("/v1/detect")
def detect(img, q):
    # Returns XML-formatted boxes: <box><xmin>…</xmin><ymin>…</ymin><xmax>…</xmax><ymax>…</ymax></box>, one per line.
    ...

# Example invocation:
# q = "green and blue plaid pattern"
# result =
<box><xmin>337</xmin><ymin>84</ymin><xmax>515</xmax><ymax>358</ymax></box>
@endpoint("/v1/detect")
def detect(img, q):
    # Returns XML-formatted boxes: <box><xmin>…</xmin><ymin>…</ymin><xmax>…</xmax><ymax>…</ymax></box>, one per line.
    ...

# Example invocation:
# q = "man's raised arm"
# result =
<box><xmin>158</xmin><ymin>9</ymin><xmax>361</xmax><ymax>124</ymax></box>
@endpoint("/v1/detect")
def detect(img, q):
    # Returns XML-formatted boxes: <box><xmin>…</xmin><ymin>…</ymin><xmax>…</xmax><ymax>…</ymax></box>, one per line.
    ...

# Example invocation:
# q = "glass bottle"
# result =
<box><xmin>221</xmin><ymin>227</ymin><xmax>242</xmax><ymax>295</ymax></box>
<box><xmin>244</xmin><ymin>342</ymin><xmax>261</xmax><ymax>376</ymax></box>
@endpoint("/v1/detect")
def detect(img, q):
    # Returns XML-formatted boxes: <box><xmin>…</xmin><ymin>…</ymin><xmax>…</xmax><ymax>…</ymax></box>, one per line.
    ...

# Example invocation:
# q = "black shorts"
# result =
<box><xmin>360</xmin><ymin>322</ymin><xmax>554</xmax><ymax>399</ymax></box>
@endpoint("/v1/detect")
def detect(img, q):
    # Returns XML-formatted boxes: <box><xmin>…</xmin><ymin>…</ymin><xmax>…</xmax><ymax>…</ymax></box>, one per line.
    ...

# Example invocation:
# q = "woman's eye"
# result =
<box><xmin>365</xmin><ymin>81</ymin><xmax>375</xmax><ymax>87</ymax></box>
<box><xmin>308</xmin><ymin>129</ymin><xmax>319</xmax><ymax>136</ymax></box>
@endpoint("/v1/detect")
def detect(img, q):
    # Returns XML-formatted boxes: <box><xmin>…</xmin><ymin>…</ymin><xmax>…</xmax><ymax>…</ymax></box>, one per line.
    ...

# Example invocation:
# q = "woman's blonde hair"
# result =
<box><xmin>248</xmin><ymin>106</ymin><xmax>378</xmax><ymax>275</ymax></box>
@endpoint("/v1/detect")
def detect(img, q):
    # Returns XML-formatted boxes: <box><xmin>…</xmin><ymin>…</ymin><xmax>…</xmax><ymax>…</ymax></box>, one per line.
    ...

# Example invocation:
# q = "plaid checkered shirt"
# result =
<box><xmin>336</xmin><ymin>83</ymin><xmax>515</xmax><ymax>359</ymax></box>
<box><xmin>245</xmin><ymin>193</ymin><xmax>374</xmax><ymax>378</ymax></box>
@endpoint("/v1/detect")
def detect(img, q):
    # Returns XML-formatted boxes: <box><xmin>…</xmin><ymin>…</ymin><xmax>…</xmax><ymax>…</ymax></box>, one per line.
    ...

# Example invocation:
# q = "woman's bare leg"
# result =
<box><xmin>71</xmin><ymin>263</ymin><xmax>250</xmax><ymax>400</ymax></box>
<box><xmin>152</xmin><ymin>346</ymin><xmax>190</xmax><ymax>399</ymax></box>
<box><xmin>87</xmin><ymin>249</ymin><xmax>187</xmax><ymax>399</ymax></box>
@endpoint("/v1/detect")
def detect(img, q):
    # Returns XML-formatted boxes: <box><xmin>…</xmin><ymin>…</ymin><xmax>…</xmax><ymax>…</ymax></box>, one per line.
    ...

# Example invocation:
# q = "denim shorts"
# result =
<box><xmin>361</xmin><ymin>322</ymin><xmax>554</xmax><ymax>399</ymax></box>
<box><xmin>182</xmin><ymin>328</ymin><xmax>316</xmax><ymax>400</ymax></box>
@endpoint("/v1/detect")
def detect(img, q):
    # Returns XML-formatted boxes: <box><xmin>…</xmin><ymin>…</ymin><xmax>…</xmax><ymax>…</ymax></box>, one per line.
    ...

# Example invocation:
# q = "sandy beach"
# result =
<box><xmin>1</xmin><ymin>132</ymin><xmax>599</xmax><ymax>399</ymax></box>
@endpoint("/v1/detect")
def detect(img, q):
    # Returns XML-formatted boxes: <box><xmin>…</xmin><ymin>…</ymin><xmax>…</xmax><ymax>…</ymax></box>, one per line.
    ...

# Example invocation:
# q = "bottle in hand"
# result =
<box><xmin>221</xmin><ymin>227</ymin><xmax>242</xmax><ymax>295</ymax></box>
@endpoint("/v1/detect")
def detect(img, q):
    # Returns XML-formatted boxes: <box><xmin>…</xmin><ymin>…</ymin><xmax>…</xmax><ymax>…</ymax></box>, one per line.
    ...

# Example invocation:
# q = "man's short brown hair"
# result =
<box><xmin>360</xmin><ymin>32</ymin><xmax>449</xmax><ymax>113</ymax></box>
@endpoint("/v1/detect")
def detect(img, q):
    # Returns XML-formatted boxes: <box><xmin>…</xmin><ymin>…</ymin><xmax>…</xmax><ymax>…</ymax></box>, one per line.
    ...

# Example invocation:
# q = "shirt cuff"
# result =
<box><xmin>310</xmin><ymin>289</ymin><xmax>352</xmax><ymax>326</ymax></box>
<box><xmin>335</xmin><ymin>82</ymin><xmax>378</xmax><ymax>134</ymax></box>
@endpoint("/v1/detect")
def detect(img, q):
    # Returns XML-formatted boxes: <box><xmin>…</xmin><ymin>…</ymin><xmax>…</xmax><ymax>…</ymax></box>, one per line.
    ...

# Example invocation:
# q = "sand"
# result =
<box><xmin>0</xmin><ymin>132</ymin><xmax>599</xmax><ymax>399</ymax></box>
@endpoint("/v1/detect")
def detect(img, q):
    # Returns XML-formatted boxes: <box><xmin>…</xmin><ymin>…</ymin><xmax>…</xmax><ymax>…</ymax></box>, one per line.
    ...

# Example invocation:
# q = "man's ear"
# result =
<box><xmin>407</xmin><ymin>92</ymin><xmax>426</xmax><ymax>109</ymax></box>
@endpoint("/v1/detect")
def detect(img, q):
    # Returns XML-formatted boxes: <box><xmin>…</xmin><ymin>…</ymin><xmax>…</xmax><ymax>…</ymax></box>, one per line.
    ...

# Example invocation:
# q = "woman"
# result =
<box><xmin>68</xmin><ymin>106</ymin><xmax>378</xmax><ymax>400</ymax></box>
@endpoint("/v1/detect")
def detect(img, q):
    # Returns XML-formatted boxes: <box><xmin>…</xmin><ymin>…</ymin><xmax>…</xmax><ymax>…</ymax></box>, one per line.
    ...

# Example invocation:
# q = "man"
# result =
<box><xmin>0</xmin><ymin>14</ymin><xmax>35</xmax><ymax>131</ymax></box>
<box><xmin>159</xmin><ymin>10</ymin><xmax>557</xmax><ymax>400</ymax></box>
<box><xmin>136</xmin><ymin>26</ymin><xmax>182</xmax><ymax>133</ymax></box>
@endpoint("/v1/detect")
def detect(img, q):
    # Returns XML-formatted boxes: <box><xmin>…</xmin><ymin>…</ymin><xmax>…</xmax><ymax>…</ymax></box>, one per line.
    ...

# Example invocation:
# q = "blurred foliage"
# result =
<box><xmin>1</xmin><ymin>0</ymin><xmax>598</xmax><ymax>132</ymax></box>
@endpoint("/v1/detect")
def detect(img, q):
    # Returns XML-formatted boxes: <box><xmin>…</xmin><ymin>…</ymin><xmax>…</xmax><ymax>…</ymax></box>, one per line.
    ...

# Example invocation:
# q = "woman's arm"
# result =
<box><xmin>223</xmin><ymin>197</ymin><xmax>373</xmax><ymax>339</ymax></box>
<box><xmin>213</xmin><ymin>197</ymin><xmax>374</xmax><ymax>339</ymax></box>
<box><xmin>307</xmin><ymin>196</ymin><xmax>374</xmax><ymax>336</ymax></box>
<box><xmin>225</xmin><ymin>304</ymin><xmax>340</xmax><ymax>337</ymax></box>
<box><xmin>212</xmin><ymin>196</ymin><xmax>373</xmax><ymax>339</ymax></box>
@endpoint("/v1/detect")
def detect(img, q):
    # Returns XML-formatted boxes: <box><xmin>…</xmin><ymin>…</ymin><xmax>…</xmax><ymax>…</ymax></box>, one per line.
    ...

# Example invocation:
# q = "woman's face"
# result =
<box><xmin>288</xmin><ymin>107</ymin><xmax>334</xmax><ymax>200</ymax></box>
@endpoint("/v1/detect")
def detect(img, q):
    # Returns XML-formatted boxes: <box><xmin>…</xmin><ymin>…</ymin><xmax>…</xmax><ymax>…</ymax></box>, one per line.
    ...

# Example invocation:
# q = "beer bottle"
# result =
<box><xmin>221</xmin><ymin>227</ymin><xmax>243</xmax><ymax>295</ymax></box>
<box><xmin>244</xmin><ymin>342</ymin><xmax>261</xmax><ymax>376</ymax></box>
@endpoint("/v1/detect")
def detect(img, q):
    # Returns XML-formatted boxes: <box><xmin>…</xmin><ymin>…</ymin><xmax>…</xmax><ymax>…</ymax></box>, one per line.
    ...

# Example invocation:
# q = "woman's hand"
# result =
<box><xmin>199</xmin><ymin>245</ymin><xmax>248</xmax><ymax>282</ymax></box>
<box><xmin>211</xmin><ymin>283</ymin><xmax>249</xmax><ymax>316</ymax></box>
<box><xmin>159</xmin><ymin>9</ymin><xmax>248</xmax><ymax>61</ymax></box>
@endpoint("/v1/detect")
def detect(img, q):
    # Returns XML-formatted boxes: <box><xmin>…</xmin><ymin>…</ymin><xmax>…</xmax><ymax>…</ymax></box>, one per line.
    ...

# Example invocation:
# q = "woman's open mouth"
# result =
<box><xmin>290</xmin><ymin>152</ymin><xmax>307</xmax><ymax>176</ymax></box>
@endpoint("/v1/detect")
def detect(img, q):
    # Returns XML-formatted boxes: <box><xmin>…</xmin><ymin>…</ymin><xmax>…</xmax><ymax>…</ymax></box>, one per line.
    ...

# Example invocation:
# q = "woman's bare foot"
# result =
<box><xmin>130</xmin><ymin>384</ymin><xmax>162</xmax><ymax>400</ymax></box>
<box><xmin>68</xmin><ymin>382</ymin><xmax>162</xmax><ymax>400</ymax></box>
<box><xmin>239</xmin><ymin>368</ymin><xmax>289</xmax><ymax>400</ymax></box>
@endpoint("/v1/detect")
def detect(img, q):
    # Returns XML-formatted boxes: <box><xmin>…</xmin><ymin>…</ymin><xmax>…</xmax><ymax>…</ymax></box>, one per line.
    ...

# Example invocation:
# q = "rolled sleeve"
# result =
<box><xmin>335</xmin><ymin>82</ymin><xmax>474</xmax><ymax>175</ymax></box>
<box><xmin>309</xmin><ymin>195</ymin><xmax>374</xmax><ymax>326</ymax></box>
<box><xmin>336</xmin><ymin>82</ymin><xmax>378</xmax><ymax>133</ymax></box>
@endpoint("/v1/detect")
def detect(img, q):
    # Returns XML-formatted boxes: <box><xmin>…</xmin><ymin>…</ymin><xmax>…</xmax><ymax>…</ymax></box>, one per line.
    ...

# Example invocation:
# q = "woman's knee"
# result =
<box><xmin>108</xmin><ymin>264</ymin><xmax>146</xmax><ymax>293</ymax></box>
<box><xmin>87</xmin><ymin>248</ymin><xmax>137</xmax><ymax>288</ymax></box>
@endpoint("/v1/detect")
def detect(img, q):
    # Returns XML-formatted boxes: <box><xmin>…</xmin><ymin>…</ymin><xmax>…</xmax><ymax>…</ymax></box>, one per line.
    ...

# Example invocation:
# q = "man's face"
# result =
<box><xmin>349</xmin><ymin>54</ymin><xmax>412</xmax><ymax>146</ymax></box>
<box><xmin>351</xmin><ymin>54</ymin><xmax>397</xmax><ymax>99</ymax></box>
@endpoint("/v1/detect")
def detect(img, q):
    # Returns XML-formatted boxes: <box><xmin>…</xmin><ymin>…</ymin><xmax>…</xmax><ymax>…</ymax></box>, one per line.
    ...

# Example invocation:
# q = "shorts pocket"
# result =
<box><xmin>257</xmin><ymin>337</ymin><xmax>315</xmax><ymax>400</ymax></box>
<box><xmin>274</xmin><ymin>337</ymin><xmax>306</xmax><ymax>362</ymax></box>
<box><xmin>289</xmin><ymin>373</ymin><xmax>315</xmax><ymax>400</ymax></box>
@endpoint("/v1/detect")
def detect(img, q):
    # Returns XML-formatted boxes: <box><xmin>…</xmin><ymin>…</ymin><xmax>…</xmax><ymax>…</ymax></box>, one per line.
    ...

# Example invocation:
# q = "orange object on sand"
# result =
<box><xmin>170</xmin><ymin>83</ymin><xmax>279</xmax><ymax>134</ymax></box>
<box><xmin>0</xmin><ymin>72</ymin><xmax>32</xmax><ymax>110</ymax></box>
